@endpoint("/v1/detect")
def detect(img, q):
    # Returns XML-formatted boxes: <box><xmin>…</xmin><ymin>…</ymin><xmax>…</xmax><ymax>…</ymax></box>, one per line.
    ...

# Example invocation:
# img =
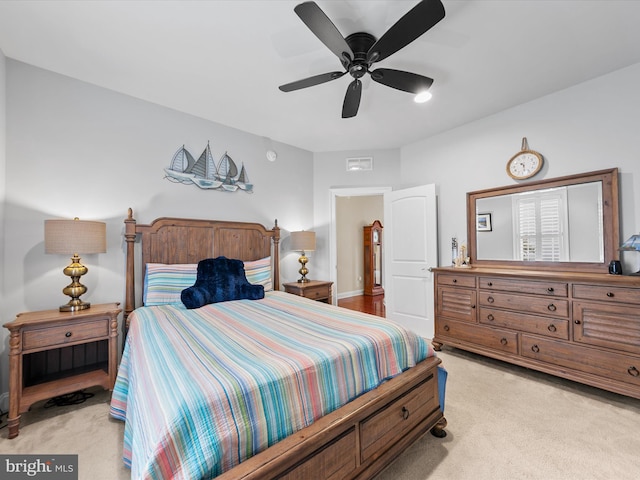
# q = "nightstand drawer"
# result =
<box><xmin>304</xmin><ymin>285</ymin><xmax>331</xmax><ymax>300</ymax></box>
<box><xmin>23</xmin><ymin>318</ymin><xmax>109</xmax><ymax>351</ymax></box>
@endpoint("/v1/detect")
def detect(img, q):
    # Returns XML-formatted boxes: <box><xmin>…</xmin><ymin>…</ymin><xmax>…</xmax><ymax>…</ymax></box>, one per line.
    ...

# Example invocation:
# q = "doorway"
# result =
<box><xmin>330</xmin><ymin>187</ymin><xmax>391</xmax><ymax>302</ymax></box>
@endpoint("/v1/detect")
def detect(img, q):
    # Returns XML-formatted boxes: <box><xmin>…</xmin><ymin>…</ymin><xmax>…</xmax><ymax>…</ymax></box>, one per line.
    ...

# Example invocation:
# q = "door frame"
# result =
<box><xmin>330</xmin><ymin>186</ymin><xmax>392</xmax><ymax>303</ymax></box>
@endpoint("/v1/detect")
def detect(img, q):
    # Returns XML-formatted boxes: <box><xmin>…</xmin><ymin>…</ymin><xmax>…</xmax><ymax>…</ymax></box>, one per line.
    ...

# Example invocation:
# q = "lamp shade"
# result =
<box><xmin>45</xmin><ymin>218</ymin><xmax>107</xmax><ymax>255</ymax></box>
<box><xmin>290</xmin><ymin>230</ymin><xmax>316</xmax><ymax>252</ymax></box>
<box><xmin>619</xmin><ymin>234</ymin><xmax>640</xmax><ymax>252</ymax></box>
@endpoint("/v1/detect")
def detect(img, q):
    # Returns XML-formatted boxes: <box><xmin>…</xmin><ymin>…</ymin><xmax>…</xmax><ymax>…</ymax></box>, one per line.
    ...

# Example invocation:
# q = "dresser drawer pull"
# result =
<box><xmin>487</xmin><ymin>314</ymin><xmax>495</xmax><ymax>321</ymax></box>
<box><xmin>65</xmin><ymin>332</ymin><xmax>72</xmax><ymax>338</ymax></box>
<box><xmin>500</xmin><ymin>338</ymin><xmax>508</xmax><ymax>346</ymax></box>
<box><xmin>547</xmin><ymin>303</ymin><xmax>557</xmax><ymax>312</ymax></box>
<box><xmin>547</xmin><ymin>287</ymin><xmax>554</xmax><ymax>293</ymax></box>
<box><xmin>574</xmin><ymin>319</ymin><xmax>581</xmax><ymax>325</ymax></box>
<box><xmin>487</xmin><ymin>296</ymin><xmax>495</xmax><ymax>304</ymax></box>
<box><xmin>402</xmin><ymin>406</ymin><xmax>410</xmax><ymax>420</ymax></box>
<box><xmin>628</xmin><ymin>366</ymin><xmax>640</xmax><ymax>377</ymax></box>
<box><xmin>531</xmin><ymin>344</ymin><xmax>540</xmax><ymax>353</ymax></box>
<box><xmin>487</xmin><ymin>281</ymin><xmax>493</xmax><ymax>287</ymax></box>
<box><xmin>443</xmin><ymin>325</ymin><xmax>450</xmax><ymax>332</ymax></box>
<box><xmin>606</xmin><ymin>292</ymin><xmax>614</xmax><ymax>298</ymax></box>
<box><xmin>452</xmin><ymin>279</ymin><xmax>457</xmax><ymax>283</ymax></box>
<box><xmin>547</xmin><ymin>324</ymin><xmax>557</xmax><ymax>332</ymax></box>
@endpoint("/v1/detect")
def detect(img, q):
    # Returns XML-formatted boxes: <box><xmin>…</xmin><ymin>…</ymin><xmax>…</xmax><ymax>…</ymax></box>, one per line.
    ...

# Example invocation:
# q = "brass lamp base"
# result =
<box><xmin>59</xmin><ymin>254</ymin><xmax>91</xmax><ymax>312</ymax></box>
<box><xmin>297</xmin><ymin>252</ymin><xmax>310</xmax><ymax>283</ymax></box>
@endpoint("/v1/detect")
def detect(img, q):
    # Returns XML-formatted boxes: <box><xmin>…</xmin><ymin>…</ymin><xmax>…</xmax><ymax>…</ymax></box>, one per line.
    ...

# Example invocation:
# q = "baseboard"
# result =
<box><xmin>337</xmin><ymin>290</ymin><xmax>364</xmax><ymax>300</ymax></box>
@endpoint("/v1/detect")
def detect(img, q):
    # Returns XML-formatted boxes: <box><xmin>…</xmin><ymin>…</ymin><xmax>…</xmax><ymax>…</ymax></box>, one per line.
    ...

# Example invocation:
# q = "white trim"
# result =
<box><xmin>337</xmin><ymin>289</ymin><xmax>364</xmax><ymax>300</ymax></box>
<box><xmin>330</xmin><ymin>186</ymin><xmax>392</xmax><ymax>304</ymax></box>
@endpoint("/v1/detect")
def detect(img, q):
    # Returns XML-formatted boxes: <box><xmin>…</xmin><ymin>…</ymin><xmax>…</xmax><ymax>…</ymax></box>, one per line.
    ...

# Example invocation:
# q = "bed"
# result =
<box><xmin>111</xmin><ymin>209</ymin><xmax>447</xmax><ymax>480</ymax></box>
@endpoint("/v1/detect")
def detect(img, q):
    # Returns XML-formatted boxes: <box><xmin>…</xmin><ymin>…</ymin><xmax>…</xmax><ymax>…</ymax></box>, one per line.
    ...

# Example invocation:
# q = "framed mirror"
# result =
<box><xmin>467</xmin><ymin>168</ymin><xmax>619</xmax><ymax>273</ymax></box>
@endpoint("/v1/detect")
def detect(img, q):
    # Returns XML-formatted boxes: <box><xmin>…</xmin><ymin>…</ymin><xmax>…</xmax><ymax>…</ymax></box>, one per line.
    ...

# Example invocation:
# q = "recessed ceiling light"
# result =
<box><xmin>414</xmin><ymin>91</ymin><xmax>433</xmax><ymax>103</ymax></box>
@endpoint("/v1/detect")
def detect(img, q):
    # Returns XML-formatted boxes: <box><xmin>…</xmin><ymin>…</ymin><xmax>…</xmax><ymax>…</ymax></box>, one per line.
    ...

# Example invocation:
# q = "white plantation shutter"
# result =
<box><xmin>539</xmin><ymin>197</ymin><xmax>562</xmax><ymax>261</ymax></box>
<box><xmin>518</xmin><ymin>199</ymin><xmax>537</xmax><ymax>261</ymax></box>
<box><xmin>515</xmin><ymin>191</ymin><xmax>567</xmax><ymax>261</ymax></box>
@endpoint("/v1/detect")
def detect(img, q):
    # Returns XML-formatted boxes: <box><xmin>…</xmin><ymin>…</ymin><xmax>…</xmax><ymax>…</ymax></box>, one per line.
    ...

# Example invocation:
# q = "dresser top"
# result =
<box><xmin>433</xmin><ymin>266</ymin><xmax>640</xmax><ymax>287</ymax></box>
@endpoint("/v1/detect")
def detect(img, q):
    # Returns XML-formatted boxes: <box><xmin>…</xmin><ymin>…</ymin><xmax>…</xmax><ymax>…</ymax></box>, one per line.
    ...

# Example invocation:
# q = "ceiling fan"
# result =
<box><xmin>279</xmin><ymin>0</ymin><xmax>446</xmax><ymax>118</ymax></box>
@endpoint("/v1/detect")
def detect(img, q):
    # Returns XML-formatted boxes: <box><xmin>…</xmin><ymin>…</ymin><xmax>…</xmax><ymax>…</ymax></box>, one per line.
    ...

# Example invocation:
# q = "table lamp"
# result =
<box><xmin>290</xmin><ymin>230</ymin><xmax>316</xmax><ymax>283</ymax></box>
<box><xmin>619</xmin><ymin>234</ymin><xmax>640</xmax><ymax>275</ymax></box>
<box><xmin>45</xmin><ymin>217</ymin><xmax>107</xmax><ymax>311</ymax></box>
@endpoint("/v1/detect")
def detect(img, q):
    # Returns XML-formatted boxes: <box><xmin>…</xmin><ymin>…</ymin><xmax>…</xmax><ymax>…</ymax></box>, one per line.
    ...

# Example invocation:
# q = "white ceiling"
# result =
<box><xmin>1</xmin><ymin>0</ymin><xmax>640</xmax><ymax>153</ymax></box>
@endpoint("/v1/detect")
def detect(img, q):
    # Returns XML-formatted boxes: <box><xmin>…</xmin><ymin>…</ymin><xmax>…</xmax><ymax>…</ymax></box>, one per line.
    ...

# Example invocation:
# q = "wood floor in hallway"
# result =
<box><xmin>338</xmin><ymin>294</ymin><xmax>385</xmax><ymax>318</ymax></box>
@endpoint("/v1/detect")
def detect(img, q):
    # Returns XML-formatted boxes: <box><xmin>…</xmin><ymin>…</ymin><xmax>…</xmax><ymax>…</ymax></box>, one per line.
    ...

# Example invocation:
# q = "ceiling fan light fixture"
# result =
<box><xmin>414</xmin><ymin>91</ymin><xmax>433</xmax><ymax>103</ymax></box>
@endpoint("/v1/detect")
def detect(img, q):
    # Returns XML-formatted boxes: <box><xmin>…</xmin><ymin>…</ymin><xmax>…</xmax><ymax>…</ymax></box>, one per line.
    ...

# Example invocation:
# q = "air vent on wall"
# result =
<box><xmin>346</xmin><ymin>157</ymin><xmax>373</xmax><ymax>172</ymax></box>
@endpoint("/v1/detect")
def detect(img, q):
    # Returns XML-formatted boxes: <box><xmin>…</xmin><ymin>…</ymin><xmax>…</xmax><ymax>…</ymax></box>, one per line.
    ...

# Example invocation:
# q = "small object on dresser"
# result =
<box><xmin>608</xmin><ymin>260</ymin><xmax>623</xmax><ymax>275</ymax></box>
<box><xmin>619</xmin><ymin>234</ymin><xmax>640</xmax><ymax>275</ymax></box>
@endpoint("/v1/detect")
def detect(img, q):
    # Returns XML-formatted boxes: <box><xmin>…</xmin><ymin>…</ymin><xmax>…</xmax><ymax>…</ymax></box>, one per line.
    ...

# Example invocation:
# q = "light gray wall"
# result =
<box><xmin>401</xmin><ymin>62</ymin><xmax>640</xmax><ymax>273</ymax></box>
<box><xmin>1</xmin><ymin>60</ymin><xmax>314</xmax><ymax>395</ymax></box>
<box><xmin>0</xmin><ymin>48</ymin><xmax>6</xmax><ymax>295</ymax></box>
<box><xmin>312</xmin><ymin>149</ymin><xmax>402</xmax><ymax>283</ymax></box>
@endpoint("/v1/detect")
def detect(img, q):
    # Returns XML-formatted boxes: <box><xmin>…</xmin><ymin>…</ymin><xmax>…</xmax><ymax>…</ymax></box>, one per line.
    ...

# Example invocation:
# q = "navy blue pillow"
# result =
<box><xmin>181</xmin><ymin>256</ymin><xmax>264</xmax><ymax>309</ymax></box>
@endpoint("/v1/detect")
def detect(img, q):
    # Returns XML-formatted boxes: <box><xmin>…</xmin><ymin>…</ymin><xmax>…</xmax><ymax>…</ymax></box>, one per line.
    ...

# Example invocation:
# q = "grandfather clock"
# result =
<box><xmin>363</xmin><ymin>220</ymin><xmax>384</xmax><ymax>296</ymax></box>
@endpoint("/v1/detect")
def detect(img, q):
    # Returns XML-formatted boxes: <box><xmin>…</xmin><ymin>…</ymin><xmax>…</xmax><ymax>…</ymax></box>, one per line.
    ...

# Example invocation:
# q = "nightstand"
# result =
<box><xmin>3</xmin><ymin>302</ymin><xmax>121</xmax><ymax>438</ymax></box>
<box><xmin>283</xmin><ymin>280</ymin><xmax>333</xmax><ymax>304</ymax></box>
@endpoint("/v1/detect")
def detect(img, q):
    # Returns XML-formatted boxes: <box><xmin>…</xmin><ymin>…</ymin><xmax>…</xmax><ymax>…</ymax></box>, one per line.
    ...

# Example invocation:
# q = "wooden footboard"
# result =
<box><xmin>122</xmin><ymin>210</ymin><xmax>446</xmax><ymax>479</ymax></box>
<box><xmin>217</xmin><ymin>356</ymin><xmax>445</xmax><ymax>480</ymax></box>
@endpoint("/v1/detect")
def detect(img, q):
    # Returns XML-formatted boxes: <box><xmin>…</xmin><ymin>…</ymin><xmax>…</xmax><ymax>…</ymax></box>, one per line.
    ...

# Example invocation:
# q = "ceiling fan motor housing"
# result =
<box><xmin>345</xmin><ymin>32</ymin><xmax>376</xmax><ymax>78</ymax></box>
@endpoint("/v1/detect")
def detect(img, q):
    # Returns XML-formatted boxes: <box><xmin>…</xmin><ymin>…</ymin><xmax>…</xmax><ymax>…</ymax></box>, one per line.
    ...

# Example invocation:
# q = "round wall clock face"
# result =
<box><xmin>506</xmin><ymin>150</ymin><xmax>543</xmax><ymax>179</ymax></box>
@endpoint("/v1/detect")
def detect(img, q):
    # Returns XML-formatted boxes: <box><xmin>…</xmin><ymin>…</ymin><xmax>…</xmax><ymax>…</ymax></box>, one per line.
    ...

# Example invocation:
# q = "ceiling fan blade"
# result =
<box><xmin>342</xmin><ymin>79</ymin><xmax>362</xmax><ymax>118</ymax></box>
<box><xmin>295</xmin><ymin>2</ymin><xmax>354</xmax><ymax>66</ymax></box>
<box><xmin>367</xmin><ymin>0</ymin><xmax>445</xmax><ymax>64</ymax></box>
<box><xmin>370</xmin><ymin>68</ymin><xmax>433</xmax><ymax>94</ymax></box>
<box><xmin>279</xmin><ymin>71</ymin><xmax>346</xmax><ymax>92</ymax></box>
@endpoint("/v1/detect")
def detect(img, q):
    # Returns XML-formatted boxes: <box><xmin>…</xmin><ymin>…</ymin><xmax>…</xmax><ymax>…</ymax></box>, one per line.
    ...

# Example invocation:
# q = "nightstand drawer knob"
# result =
<box><xmin>65</xmin><ymin>331</ymin><xmax>72</xmax><ymax>338</ymax></box>
<box><xmin>628</xmin><ymin>366</ymin><xmax>639</xmax><ymax>377</ymax></box>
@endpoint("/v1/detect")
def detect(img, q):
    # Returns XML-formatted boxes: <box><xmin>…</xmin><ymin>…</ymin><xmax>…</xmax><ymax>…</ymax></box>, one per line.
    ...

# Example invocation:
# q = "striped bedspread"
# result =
<box><xmin>110</xmin><ymin>291</ymin><xmax>435</xmax><ymax>479</ymax></box>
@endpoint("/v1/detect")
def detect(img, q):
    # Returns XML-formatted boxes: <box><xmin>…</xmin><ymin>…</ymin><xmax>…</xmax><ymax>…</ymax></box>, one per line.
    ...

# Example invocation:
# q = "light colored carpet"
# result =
<box><xmin>2</xmin><ymin>347</ymin><xmax>639</xmax><ymax>480</ymax></box>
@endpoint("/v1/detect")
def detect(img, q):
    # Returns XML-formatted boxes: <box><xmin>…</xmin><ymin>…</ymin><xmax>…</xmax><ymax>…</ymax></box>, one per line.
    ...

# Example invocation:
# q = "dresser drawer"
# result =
<box><xmin>521</xmin><ymin>334</ymin><xmax>640</xmax><ymax>388</ymax></box>
<box><xmin>479</xmin><ymin>277</ymin><xmax>567</xmax><ymax>297</ymax></box>
<box><xmin>360</xmin><ymin>375</ymin><xmax>438</xmax><ymax>462</ymax></box>
<box><xmin>23</xmin><ymin>318</ymin><xmax>110</xmax><ymax>351</ymax></box>
<box><xmin>479</xmin><ymin>291</ymin><xmax>569</xmax><ymax>318</ymax></box>
<box><xmin>479</xmin><ymin>307</ymin><xmax>569</xmax><ymax>340</ymax></box>
<box><xmin>437</xmin><ymin>318</ymin><xmax>518</xmax><ymax>354</ymax></box>
<box><xmin>436</xmin><ymin>274</ymin><xmax>476</xmax><ymax>288</ymax></box>
<box><xmin>437</xmin><ymin>287</ymin><xmax>477</xmax><ymax>323</ymax></box>
<box><xmin>573</xmin><ymin>301</ymin><xmax>640</xmax><ymax>355</ymax></box>
<box><xmin>572</xmin><ymin>284</ymin><xmax>640</xmax><ymax>305</ymax></box>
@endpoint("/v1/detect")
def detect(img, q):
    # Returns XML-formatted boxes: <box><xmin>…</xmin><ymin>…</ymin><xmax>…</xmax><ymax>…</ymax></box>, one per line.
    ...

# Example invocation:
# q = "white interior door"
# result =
<box><xmin>383</xmin><ymin>184</ymin><xmax>438</xmax><ymax>339</ymax></box>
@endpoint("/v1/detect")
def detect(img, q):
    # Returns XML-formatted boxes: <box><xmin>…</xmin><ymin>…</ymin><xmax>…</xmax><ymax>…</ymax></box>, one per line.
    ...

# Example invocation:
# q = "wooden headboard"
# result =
<box><xmin>123</xmin><ymin>208</ymin><xmax>280</xmax><ymax>331</ymax></box>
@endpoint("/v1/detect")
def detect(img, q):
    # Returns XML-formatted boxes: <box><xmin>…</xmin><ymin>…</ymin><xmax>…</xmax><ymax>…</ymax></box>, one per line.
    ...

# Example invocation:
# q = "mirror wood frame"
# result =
<box><xmin>467</xmin><ymin>168</ymin><xmax>619</xmax><ymax>273</ymax></box>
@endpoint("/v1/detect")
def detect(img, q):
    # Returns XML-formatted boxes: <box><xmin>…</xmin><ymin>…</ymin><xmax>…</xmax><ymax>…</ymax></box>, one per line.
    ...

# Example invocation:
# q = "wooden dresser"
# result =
<box><xmin>433</xmin><ymin>266</ymin><xmax>640</xmax><ymax>399</ymax></box>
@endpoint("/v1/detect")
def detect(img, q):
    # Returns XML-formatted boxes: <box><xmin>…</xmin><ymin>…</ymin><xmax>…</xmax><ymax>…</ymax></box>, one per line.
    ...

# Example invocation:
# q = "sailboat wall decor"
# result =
<box><xmin>164</xmin><ymin>142</ymin><xmax>253</xmax><ymax>193</ymax></box>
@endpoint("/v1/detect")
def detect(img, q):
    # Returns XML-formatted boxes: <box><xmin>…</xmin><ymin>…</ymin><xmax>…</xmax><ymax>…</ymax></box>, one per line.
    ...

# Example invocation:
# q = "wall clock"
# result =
<box><xmin>506</xmin><ymin>137</ymin><xmax>544</xmax><ymax>180</ymax></box>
